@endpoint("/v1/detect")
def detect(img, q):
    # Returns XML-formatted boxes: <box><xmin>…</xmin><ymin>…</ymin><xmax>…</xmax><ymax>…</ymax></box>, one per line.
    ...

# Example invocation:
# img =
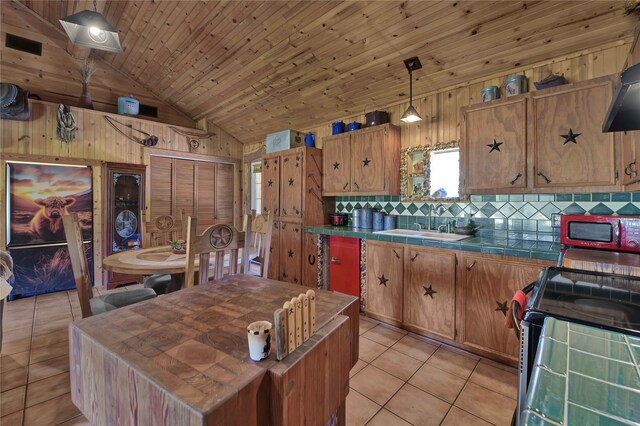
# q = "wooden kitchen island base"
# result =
<box><xmin>69</xmin><ymin>275</ymin><xmax>359</xmax><ymax>426</ymax></box>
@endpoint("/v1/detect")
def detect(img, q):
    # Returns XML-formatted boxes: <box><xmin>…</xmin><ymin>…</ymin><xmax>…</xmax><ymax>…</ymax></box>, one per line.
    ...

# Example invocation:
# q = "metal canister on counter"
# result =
<box><xmin>352</xmin><ymin>209</ymin><xmax>362</xmax><ymax>228</ymax></box>
<box><xmin>383</xmin><ymin>215</ymin><xmax>397</xmax><ymax>230</ymax></box>
<box><xmin>372</xmin><ymin>211</ymin><xmax>385</xmax><ymax>230</ymax></box>
<box><xmin>360</xmin><ymin>208</ymin><xmax>373</xmax><ymax>229</ymax></box>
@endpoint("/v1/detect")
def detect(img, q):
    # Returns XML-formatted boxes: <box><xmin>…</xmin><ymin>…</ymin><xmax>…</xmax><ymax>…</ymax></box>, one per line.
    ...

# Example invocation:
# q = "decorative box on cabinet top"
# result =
<box><xmin>266</xmin><ymin>129</ymin><xmax>305</xmax><ymax>153</ymax></box>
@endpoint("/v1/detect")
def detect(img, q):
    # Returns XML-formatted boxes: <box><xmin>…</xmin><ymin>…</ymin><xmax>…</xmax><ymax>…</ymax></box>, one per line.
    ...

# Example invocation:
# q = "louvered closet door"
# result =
<box><xmin>150</xmin><ymin>156</ymin><xmax>174</xmax><ymax>218</ymax></box>
<box><xmin>215</xmin><ymin>163</ymin><xmax>234</xmax><ymax>224</ymax></box>
<box><xmin>175</xmin><ymin>159</ymin><xmax>195</xmax><ymax>221</ymax></box>
<box><xmin>196</xmin><ymin>162</ymin><xmax>216</xmax><ymax>233</ymax></box>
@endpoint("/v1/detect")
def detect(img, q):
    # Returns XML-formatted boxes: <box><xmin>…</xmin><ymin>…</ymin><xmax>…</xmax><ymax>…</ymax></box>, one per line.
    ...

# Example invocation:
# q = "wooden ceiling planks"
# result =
<box><xmin>18</xmin><ymin>0</ymin><xmax>638</xmax><ymax>144</ymax></box>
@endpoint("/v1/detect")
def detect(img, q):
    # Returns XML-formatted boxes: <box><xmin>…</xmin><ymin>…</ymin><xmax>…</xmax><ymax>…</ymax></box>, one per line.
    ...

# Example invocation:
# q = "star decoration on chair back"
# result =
<box><xmin>209</xmin><ymin>225</ymin><xmax>233</xmax><ymax>249</ymax></box>
<box><xmin>561</xmin><ymin>128</ymin><xmax>581</xmax><ymax>144</ymax></box>
<box><xmin>378</xmin><ymin>274</ymin><xmax>389</xmax><ymax>286</ymax></box>
<box><xmin>154</xmin><ymin>215</ymin><xmax>174</xmax><ymax>230</ymax></box>
<box><xmin>362</xmin><ymin>158</ymin><xmax>371</xmax><ymax>167</ymax></box>
<box><xmin>423</xmin><ymin>285</ymin><xmax>437</xmax><ymax>299</ymax></box>
<box><xmin>487</xmin><ymin>139</ymin><xmax>503</xmax><ymax>153</ymax></box>
<box><xmin>495</xmin><ymin>300</ymin><xmax>509</xmax><ymax>317</ymax></box>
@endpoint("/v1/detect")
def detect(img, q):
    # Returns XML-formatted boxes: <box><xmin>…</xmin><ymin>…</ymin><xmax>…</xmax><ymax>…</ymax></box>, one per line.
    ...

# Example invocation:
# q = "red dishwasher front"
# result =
<box><xmin>329</xmin><ymin>236</ymin><xmax>360</xmax><ymax>298</ymax></box>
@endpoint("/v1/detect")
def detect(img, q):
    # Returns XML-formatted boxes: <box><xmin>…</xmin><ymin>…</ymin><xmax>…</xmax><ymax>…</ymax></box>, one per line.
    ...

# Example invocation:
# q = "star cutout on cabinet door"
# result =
<box><xmin>288</xmin><ymin>178</ymin><xmax>294</xmax><ymax>186</ymax></box>
<box><xmin>378</xmin><ymin>275</ymin><xmax>389</xmax><ymax>286</ymax></box>
<box><xmin>268</xmin><ymin>179</ymin><xmax>273</xmax><ymax>187</ymax></box>
<box><xmin>288</xmin><ymin>249</ymin><xmax>294</xmax><ymax>258</ymax></box>
<box><xmin>362</xmin><ymin>158</ymin><xmax>371</xmax><ymax>167</ymax></box>
<box><xmin>561</xmin><ymin>128</ymin><xmax>581</xmax><ymax>144</ymax></box>
<box><xmin>333</xmin><ymin>161</ymin><xmax>340</xmax><ymax>170</ymax></box>
<box><xmin>423</xmin><ymin>285</ymin><xmax>437</xmax><ymax>298</ymax></box>
<box><xmin>495</xmin><ymin>300</ymin><xmax>509</xmax><ymax>316</ymax></box>
<box><xmin>487</xmin><ymin>139</ymin><xmax>503</xmax><ymax>152</ymax></box>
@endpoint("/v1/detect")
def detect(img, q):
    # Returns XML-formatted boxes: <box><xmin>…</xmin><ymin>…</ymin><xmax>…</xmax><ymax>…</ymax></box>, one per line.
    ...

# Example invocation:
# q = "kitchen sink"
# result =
<box><xmin>373</xmin><ymin>229</ymin><xmax>471</xmax><ymax>241</ymax></box>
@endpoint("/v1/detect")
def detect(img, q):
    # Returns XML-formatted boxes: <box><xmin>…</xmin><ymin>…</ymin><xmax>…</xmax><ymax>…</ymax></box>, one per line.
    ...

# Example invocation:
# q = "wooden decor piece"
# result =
<box><xmin>283</xmin><ymin>301</ymin><xmax>295</xmax><ymax>354</ymax></box>
<box><xmin>274</xmin><ymin>308</ymin><xmax>288</xmax><ymax>361</ymax></box>
<box><xmin>292</xmin><ymin>296</ymin><xmax>303</xmax><ymax>347</ymax></box>
<box><xmin>307</xmin><ymin>289</ymin><xmax>316</xmax><ymax>334</ymax></box>
<box><xmin>299</xmin><ymin>293</ymin><xmax>309</xmax><ymax>342</ymax></box>
<box><xmin>170</xmin><ymin>126</ymin><xmax>215</xmax><ymax>152</ymax></box>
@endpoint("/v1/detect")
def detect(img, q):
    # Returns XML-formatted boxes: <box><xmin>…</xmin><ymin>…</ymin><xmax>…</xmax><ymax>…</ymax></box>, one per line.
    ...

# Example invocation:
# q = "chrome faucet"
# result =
<box><xmin>426</xmin><ymin>204</ymin><xmax>435</xmax><ymax>230</ymax></box>
<box><xmin>412</xmin><ymin>222</ymin><xmax>423</xmax><ymax>231</ymax></box>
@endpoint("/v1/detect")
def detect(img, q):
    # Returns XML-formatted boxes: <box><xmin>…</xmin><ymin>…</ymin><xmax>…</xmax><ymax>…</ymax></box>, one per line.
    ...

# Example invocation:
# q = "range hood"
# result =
<box><xmin>602</xmin><ymin>63</ymin><xmax>640</xmax><ymax>133</ymax></box>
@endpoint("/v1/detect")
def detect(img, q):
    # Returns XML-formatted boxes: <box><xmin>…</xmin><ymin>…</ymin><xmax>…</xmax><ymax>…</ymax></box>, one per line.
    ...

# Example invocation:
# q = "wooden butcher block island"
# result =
<box><xmin>69</xmin><ymin>275</ymin><xmax>359</xmax><ymax>426</ymax></box>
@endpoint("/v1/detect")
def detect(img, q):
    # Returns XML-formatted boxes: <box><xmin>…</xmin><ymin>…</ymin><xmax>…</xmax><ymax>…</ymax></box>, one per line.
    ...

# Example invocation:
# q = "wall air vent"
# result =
<box><xmin>138</xmin><ymin>103</ymin><xmax>158</xmax><ymax>118</ymax></box>
<box><xmin>5</xmin><ymin>33</ymin><xmax>42</xmax><ymax>56</ymax></box>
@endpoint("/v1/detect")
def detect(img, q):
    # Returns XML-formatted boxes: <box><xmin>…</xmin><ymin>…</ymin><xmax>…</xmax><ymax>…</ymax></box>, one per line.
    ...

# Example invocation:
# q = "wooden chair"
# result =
<box><xmin>184</xmin><ymin>216</ymin><xmax>251</xmax><ymax>287</ymax></box>
<box><xmin>243</xmin><ymin>210</ymin><xmax>274</xmax><ymax>278</ymax></box>
<box><xmin>141</xmin><ymin>210</ymin><xmax>185</xmax><ymax>294</ymax></box>
<box><xmin>63</xmin><ymin>214</ymin><xmax>156</xmax><ymax>318</ymax></box>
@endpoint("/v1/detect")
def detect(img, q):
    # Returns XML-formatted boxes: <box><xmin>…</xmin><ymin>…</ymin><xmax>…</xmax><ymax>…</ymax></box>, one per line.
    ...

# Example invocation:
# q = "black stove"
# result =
<box><xmin>524</xmin><ymin>267</ymin><xmax>640</xmax><ymax>336</ymax></box>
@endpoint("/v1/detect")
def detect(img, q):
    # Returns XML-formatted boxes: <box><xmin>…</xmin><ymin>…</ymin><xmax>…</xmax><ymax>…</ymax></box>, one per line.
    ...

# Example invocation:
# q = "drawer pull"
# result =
<box><xmin>330</xmin><ymin>257</ymin><xmax>339</xmax><ymax>263</ymax></box>
<box><xmin>466</xmin><ymin>261</ymin><xmax>476</xmax><ymax>271</ymax></box>
<box><xmin>423</xmin><ymin>285</ymin><xmax>437</xmax><ymax>299</ymax></box>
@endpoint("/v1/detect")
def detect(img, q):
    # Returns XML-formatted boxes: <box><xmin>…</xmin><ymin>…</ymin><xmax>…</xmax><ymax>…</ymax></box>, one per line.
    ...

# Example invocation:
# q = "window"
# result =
<box><xmin>250</xmin><ymin>161</ymin><xmax>262</xmax><ymax>213</ymax></box>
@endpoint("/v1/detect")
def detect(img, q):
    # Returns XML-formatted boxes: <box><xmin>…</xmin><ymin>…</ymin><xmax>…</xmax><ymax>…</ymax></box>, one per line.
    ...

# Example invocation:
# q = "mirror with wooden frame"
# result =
<box><xmin>401</xmin><ymin>141</ymin><xmax>462</xmax><ymax>201</ymax></box>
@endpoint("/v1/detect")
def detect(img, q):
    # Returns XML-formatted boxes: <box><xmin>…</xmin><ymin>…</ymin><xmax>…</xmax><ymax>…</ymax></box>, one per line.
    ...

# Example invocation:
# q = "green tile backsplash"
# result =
<box><xmin>335</xmin><ymin>193</ymin><xmax>640</xmax><ymax>242</ymax></box>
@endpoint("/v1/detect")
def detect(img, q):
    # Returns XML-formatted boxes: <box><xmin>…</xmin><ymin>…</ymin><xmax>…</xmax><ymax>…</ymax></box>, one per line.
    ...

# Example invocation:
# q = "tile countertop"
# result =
<box><xmin>520</xmin><ymin>317</ymin><xmax>640</xmax><ymax>425</ymax></box>
<box><xmin>304</xmin><ymin>225</ymin><xmax>561</xmax><ymax>261</ymax></box>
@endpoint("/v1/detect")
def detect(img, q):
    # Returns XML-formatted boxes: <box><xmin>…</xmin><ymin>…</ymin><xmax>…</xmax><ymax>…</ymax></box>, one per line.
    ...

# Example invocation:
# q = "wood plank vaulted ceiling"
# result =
<box><xmin>22</xmin><ymin>0</ymin><xmax>638</xmax><ymax>144</ymax></box>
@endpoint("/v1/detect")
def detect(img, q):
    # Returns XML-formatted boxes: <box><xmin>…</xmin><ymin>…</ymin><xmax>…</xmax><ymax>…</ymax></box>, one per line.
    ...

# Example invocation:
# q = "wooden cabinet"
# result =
<box><xmin>262</xmin><ymin>147</ymin><xmax>333</xmax><ymax>285</ymax></box>
<box><xmin>322</xmin><ymin>124</ymin><xmax>401</xmax><ymax>196</ymax></box>
<box><xmin>149</xmin><ymin>156</ymin><xmax>235</xmax><ymax>234</ymax></box>
<box><xmin>302</xmin><ymin>231</ymin><xmax>319</xmax><ymax>288</ymax></box>
<box><xmin>462</xmin><ymin>76</ymin><xmax>620</xmax><ymax>194</ymax></box>
<box><xmin>365</xmin><ymin>241</ymin><xmax>404</xmax><ymax>324</ymax></box>
<box><xmin>531</xmin><ymin>78</ymin><xmax>616</xmax><ymax>189</ymax></box>
<box><xmin>459</xmin><ymin>255</ymin><xmax>544</xmax><ymax>361</ymax></box>
<box><xmin>403</xmin><ymin>247</ymin><xmax>456</xmax><ymax>340</ymax></box>
<box><xmin>619</xmin><ymin>131</ymin><xmax>640</xmax><ymax>189</ymax></box>
<box><xmin>103</xmin><ymin>162</ymin><xmax>145</xmax><ymax>289</ymax></box>
<box><xmin>462</xmin><ymin>98</ymin><xmax>527</xmax><ymax>192</ymax></box>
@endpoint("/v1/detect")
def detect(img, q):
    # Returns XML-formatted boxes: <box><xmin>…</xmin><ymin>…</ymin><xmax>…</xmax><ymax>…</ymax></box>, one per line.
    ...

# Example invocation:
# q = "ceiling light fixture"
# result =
<box><xmin>60</xmin><ymin>0</ymin><xmax>123</xmax><ymax>53</ymax></box>
<box><xmin>400</xmin><ymin>56</ymin><xmax>423</xmax><ymax>123</ymax></box>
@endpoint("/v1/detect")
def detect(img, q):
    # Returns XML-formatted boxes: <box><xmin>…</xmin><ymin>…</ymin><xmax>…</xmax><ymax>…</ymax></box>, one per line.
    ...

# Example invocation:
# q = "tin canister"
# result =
<box><xmin>359</xmin><ymin>208</ymin><xmax>373</xmax><ymax>229</ymax></box>
<box><xmin>372</xmin><ymin>211</ymin><xmax>385</xmax><ymax>230</ymax></box>
<box><xmin>332</xmin><ymin>121</ymin><xmax>345</xmax><ymax>135</ymax></box>
<box><xmin>347</xmin><ymin>122</ymin><xmax>362</xmax><ymax>132</ymax></box>
<box><xmin>305</xmin><ymin>133</ymin><xmax>315</xmax><ymax>147</ymax></box>
<box><xmin>504</xmin><ymin>75</ymin><xmax>527</xmax><ymax>97</ymax></box>
<box><xmin>352</xmin><ymin>209</ymin><xmax>362</xmax><ymax>228</ymax></box>
<box><xmin>481</xmin><ymin>86</ymin><xmax>499</xmax><ymax>102</ymax></box>
<box><xmin>383</xmin><ymin>215</ymin><xmax>397</xmax><ymax>230</ymax></box>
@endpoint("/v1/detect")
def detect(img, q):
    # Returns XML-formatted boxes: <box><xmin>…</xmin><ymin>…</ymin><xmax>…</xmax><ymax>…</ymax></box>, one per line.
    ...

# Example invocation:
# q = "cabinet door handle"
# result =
<box><xmin>392</xmin><ymin>249</ymin><xmax>400</xmax><ymax>259</ymax></box>
<box><xmin>510</xmin><ymin>172</ymin><xmax>522</xmax><ymax>185</ymax></box>
<box><xmin>537</xmin><ymin>172</ymin><xmax>551</xmax><ymax>184</ymax></box>
<box><xmin>343</xmin><ymin>181</ymin><xmax>350</xmax><ymax>190</ymax></box>
<box><xmin>410</xmin><ymin>253</ymin><xmax>419</xmax><ymax>262</ymax></box>
<box><xmin>353</xmin><ymin>182</ymin><xmax>360</xmax><ymax>190</ymax></box>
<box><xmin>308</xmin><ymin>255</ymin><xmax>316</xmax><ymax>265</ymax></box>
<box><xmin>282</xmin><ymin>208</ymin><xmax>287</xmax><ymax>215</ymax></box>
<box><xmin>466</xmin><ymin>261</ymin><xmax>476</xmax><ymax>271</ymax></box>
<box><xmin>629</xmin><ymin>161</ymin><xmax>638</xmax><ymax>177</ymax></box>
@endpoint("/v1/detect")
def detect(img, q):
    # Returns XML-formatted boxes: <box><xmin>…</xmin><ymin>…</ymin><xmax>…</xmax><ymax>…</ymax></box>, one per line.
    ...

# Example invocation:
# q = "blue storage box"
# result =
<box><xmin>266</xmin><ymin>129</ymin><xmax>305</xmax><ymax>153</ymax></box>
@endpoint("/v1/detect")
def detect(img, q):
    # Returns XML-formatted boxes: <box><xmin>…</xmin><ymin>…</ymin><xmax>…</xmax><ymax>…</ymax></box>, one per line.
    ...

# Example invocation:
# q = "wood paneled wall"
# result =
<box><xmin>1</xmin><ymin>100</ymin><xmax>244</xmax><ymax>287</ymax></box>
<box><xmin>244</xmin><ymin>42</ymin><xmax>630</xmax><ymax>155</ymax></box>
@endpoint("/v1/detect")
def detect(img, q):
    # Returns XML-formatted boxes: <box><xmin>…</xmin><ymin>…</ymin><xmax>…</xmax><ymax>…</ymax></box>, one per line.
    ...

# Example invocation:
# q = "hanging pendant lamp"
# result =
<box><xmin>60</xmin><ymin>0</ymin><xmax>123</xmax><ymax>53</ymax></box>
<box><xmin>400</xmin><ymin>56</ymin><xmax>423</xmax><ymax>123</ymax></box>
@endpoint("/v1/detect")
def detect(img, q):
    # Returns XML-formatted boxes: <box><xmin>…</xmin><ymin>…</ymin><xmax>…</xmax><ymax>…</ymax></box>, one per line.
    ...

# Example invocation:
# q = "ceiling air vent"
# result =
<box><xmin>138</xmin><ymin>103</ymin><xmax>158</xmax><ymax>118</ymax></box>
<box><xmin>5</xmin><ymin>33</ymin><xmax>42</xmax><ymax>56</ymax></box>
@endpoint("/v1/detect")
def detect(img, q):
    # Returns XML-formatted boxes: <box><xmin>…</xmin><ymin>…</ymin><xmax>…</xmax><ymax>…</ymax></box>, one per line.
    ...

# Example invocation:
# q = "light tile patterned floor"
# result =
<box><xmin>2</xmin><ymin>291</ymin><xmax>517</xmax><ymax>426</ymax></box>
<box><xmin>349</xmin><ymin>316</ymin><xmax>518</xmax><ymax>426</ymax></box>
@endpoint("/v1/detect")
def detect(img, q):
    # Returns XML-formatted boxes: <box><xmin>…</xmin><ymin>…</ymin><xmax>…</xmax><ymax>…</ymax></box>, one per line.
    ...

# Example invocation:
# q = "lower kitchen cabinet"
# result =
<box><xmin>267</xmin><ymin>220</ymin><xmax>280</xmax><ymax>280</ymax></box>
<box><xmin>301</xmin><ymin>232</ymin><xmax>319</xmax><ymax>288</ymax></box>
<box><xmin>365</xmin><ymin>241</ymin><xmax>404</xmax><ymax>324</ymax></box>
<box><xmin>460</xmin><ymin>255</ymin><xmax>546</xmax><ymax>361</ymax></box>
<box><xmin>279</xmin><ymin>221</ymin><xmax>302</xmax><ymax>284</ymax></box>
<box><xmin>403</xmin><ymin>247</ymin><xmax>456</xmax><ymax>341</ymax></box>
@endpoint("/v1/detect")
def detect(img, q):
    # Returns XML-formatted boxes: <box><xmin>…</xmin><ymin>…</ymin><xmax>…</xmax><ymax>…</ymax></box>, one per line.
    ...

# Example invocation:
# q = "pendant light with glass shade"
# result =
<box><xmin>60</xmin><ymin>0</ymin><xmax>123</xmax><ymax>54</ymax></box>
<box><xmin>400</xmin><ymin>56</ymin><xmax>423</xmax><ymax>123</ymax></box>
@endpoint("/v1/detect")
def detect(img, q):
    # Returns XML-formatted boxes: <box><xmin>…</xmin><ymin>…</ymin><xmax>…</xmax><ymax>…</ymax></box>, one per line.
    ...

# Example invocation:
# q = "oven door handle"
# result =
<box><xmin>511</xmin><ymin>282</ymin><xmax>536</xmax><ymax>341</ymax></box>
<box><xmin>614</xmin><ymin>219</ymin><xmax>621</xmax><ymax>248</ymax></box>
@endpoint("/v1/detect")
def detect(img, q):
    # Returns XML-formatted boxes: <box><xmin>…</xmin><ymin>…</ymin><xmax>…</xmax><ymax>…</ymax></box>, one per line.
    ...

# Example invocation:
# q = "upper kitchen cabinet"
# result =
<box><xmin>531</xmin><ymin>77</ymin><xmax>617</xmax><ymax>190</ymax></box>
<box><xmin>620</xmin><ymin>130</ymin><xmax>640</xmax><ymax>189</ymax></box>
<box><xmin>322</xmin><ymin>124</ymin><xmax>401</xmax><ymax>196</ymax></box>
<box><xmin>461</xmin><ymin>98</ymin><xmax>527</xmax><ymax>193</ymax></box>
